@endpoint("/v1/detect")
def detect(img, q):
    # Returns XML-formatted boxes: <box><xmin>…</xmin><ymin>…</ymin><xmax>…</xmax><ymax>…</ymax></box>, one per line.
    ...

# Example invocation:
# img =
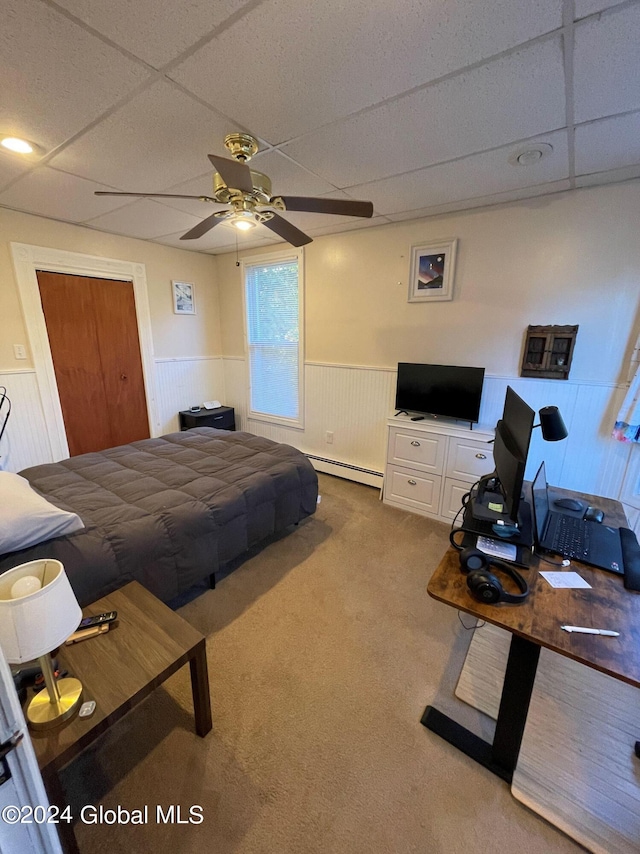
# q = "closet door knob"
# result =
<box><xmin>410</xmin><ymin>440</ymin><xmax>420</xmax><ymax>447</ymax></box>
<box><xmin>120</xmin><ymin>374</ymin><xmax>128</xmax><ymax>380</ymax></box>
<box><xmin>475</xmin><ymin>453</ymin><xmax>486</xmax><ymax>459</ymax></box>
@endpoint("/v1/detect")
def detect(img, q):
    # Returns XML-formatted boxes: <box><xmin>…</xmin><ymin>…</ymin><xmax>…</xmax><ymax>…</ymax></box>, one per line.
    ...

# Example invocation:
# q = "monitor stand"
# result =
<box><xmin>465</xmin><ymin>490</ymin><xmax>534</xmax><ymax>550</ymax></box>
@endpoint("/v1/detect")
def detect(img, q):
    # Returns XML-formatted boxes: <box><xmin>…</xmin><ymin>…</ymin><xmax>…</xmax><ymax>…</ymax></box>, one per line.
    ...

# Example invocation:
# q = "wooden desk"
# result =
<box><xmin>422</xmin><ymin>494</ymin><xmax>640</xmax><ymax>783</ymax></box>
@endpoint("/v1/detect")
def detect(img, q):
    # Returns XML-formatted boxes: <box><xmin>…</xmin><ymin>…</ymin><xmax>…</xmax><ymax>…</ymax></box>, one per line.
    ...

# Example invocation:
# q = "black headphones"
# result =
<box><xmin>459</xmin><ymin>547</ymin><xmax>529</xmax><ymax>605</ymax></box>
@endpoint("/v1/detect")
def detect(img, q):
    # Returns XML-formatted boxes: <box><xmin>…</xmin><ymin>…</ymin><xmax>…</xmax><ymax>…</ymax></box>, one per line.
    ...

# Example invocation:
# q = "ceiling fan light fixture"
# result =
<box><xmin>230</xmin><ymin>210</ymin><xmax>256</xmax><ymax>231</ymax></box>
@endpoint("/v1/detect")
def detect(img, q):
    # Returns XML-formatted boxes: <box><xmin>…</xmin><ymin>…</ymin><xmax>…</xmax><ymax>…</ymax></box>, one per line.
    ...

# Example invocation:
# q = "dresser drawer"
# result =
<box><xmin>442</xmin><ymin>478</ymin><xmax>473</xmax><ymax>520</ymax></box>
<box><xmin>388</xmin><ymin>427</ymin><xmax>447</xmax><ymax>474</ymax></box>
<box><xmin>385</xmin><ymin>465</ymin><xmax>441</xmax><ymax>515</ymax></box>
<box><xmin>446</xmin><ymin>436</ymin><xmax>493</xmax><ymax>482</ymax></box>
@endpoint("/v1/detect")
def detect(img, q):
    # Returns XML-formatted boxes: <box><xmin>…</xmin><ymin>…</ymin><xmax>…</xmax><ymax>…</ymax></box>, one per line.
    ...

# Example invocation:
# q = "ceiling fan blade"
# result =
<box><xmin>180</xmin><ymin>212</ymin><xmax>226</xmax><ymax>240</ymax></box>
<box><xmin>262</xmin><ymin>213</ymin><xmax>313</xmax><ymax>247</ymax></box>
<box><xmin>275</xmin><ymin>196</ymin><xmax>374</xmax><ymax>218</ymax></box>
<box><xmin>94</xmin><ymin>191</ymin><xmax>216</xmax><ymax>201</ymax></box>
<box><xmin>207</xmin><ymin>154</ymin><xmax>254</xmax><ymax>193</ymax></box>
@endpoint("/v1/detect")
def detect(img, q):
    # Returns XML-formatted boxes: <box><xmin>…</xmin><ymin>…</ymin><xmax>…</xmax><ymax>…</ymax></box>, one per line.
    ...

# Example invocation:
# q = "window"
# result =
<box><xmin>243</xmin><ymin>250</ymin><xmax>304</xmax><ymax>427</ymax></box>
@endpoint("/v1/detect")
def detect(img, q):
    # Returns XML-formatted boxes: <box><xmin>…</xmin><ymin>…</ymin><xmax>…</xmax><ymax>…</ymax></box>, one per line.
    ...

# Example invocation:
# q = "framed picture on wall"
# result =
<box><xmin>172</xmin><ymin>280</ymin><xmax>196</xmax><ymax>315</ymax></box>
<box><xmin>408</xmin><ymin>239</ymin><xmax>457</xmax><ymax>303</ymax></box>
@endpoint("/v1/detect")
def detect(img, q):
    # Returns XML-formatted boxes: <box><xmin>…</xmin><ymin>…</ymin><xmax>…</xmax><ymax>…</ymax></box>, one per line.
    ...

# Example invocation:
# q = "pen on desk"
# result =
<box><xmin>561</xmin><ymin>625</ymin><xmax>619</xmax><ymax>636</ymax></box>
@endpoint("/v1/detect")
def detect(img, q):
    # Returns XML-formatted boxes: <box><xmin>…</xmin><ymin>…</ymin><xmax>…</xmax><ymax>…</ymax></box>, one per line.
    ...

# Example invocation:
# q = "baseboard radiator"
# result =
<box><xmin>306</xmin><ymin>455</ymin><xmax>383</xmax><ymax>488</ymax></box>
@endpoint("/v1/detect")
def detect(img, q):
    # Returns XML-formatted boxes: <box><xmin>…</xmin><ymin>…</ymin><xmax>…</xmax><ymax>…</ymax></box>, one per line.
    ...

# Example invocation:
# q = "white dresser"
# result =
<box><xmin>382</xmin><ymin>415</ymin><xmax>495</xmax><ymax>522</ymax></box>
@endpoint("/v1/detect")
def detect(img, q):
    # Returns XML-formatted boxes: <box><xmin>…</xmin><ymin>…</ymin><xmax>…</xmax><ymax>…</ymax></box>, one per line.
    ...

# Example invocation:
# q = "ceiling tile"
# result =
<box><xmin>0</xmin><ymin>0</ymin><xmax>149</xmax><ymax>153</ymax></box>
<box><xmin>250</xmin><ymin>151</ymin><xmax>337</xmax><ymax>196</ymax></box>
<box><xmin>48</xmin><ymin>81</ymin><xmax>238</xmax><ymax>191</ymax></box>
<box><xmin>0</xmin><ymin>153</ymin><xmax>30</xmax><ymax>191</ymax></box>
<box><xmin>281</xmin><ymin>38</ymin><xmax>566</xmax><ymax>187</ymax></box>
<box><xmin>155</xmin><ymin>226</ymin><xmax>279</xmax><ymax>252</ymax></box>
<box><xmin>0</xmin><ymin>167</ymin><xmax>139</xmax><ymax>222</ymax></box>
<box><xmin>575</xmin><ymin>166</ymin><xmax>640</xmax><ymax>189</ymax></box>
<box><xmin>348</xmin><ymin>131</ymin><xmax>569</xmax><ymax>214</ymax></box>
<box><xmin>84</xmin><ymin>198</ymin><xmax>202</xmax><ymax>239</ymax></box>
<box><xmin>574</xmin><ymin>5</ymin><xmax>640</xmax><ymax>123</ymax></box>
<box><xmin>385</xmin><ymin>179</ymin><xmax>571</xmax><ymax>221</ymax></box>
<box><xmin>53</xmin><ymin>0</ymin><xmax>254</xmax><ymax>69</ymax></box>
<box><xmin>169</xmin><ymin>0</ymin><xmax>562</xmax><ymax>143</ymax></box>
<box><xmin>574</xmin><ymin>1</ymin><xmax>627</xmax><ymax>19</ymax></box>
<box><xmin>575</xmin><ymin>113</ymin><xmax>640</xmax><ymax>176</ymax></box>
<box><xmin>303</xmin><ymin>216</ymin><xmax>391</xmax><ymax>238</ymax></box>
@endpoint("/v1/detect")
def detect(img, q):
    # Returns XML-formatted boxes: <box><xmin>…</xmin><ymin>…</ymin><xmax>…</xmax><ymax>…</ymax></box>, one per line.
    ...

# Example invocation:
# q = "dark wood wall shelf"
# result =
<box><xmin>520</xmin><ymin>325</ymin><xmax>578</xmax><ymax>380</ymax></box>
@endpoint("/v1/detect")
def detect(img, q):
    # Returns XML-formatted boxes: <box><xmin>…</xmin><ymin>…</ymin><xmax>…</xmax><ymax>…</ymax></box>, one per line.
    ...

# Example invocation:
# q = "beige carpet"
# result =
<box><xmin>62</xmin><ymin>473</ymin><xmax>583</xmax><ymax>854</ymax></box>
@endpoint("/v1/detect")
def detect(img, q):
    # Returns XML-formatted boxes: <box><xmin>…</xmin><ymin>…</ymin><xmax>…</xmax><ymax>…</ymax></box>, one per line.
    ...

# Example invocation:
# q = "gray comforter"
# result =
<box><xmin>0</xmin><ymin>428</ymin><xmax>318</xmax><ymax>605</ymax></box>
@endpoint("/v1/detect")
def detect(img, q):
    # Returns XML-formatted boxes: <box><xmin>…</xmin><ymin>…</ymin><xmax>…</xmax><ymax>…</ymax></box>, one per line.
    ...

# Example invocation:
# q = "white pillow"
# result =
<box><xmin>0</xmin><ymin>472</ymin><xmax>84</xmax><ymax>554</ymax></box>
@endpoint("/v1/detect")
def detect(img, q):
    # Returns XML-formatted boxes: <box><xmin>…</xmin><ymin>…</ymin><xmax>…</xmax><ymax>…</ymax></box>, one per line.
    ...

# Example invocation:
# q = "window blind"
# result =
<box><xmin>245</xmin><ymin>258</ymin><xmax>300</xmax><ymax>420</ymax></box>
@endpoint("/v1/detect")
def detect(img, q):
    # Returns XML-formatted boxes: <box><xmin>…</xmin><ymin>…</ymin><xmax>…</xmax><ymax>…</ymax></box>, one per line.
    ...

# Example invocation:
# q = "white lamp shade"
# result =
<box><xmin>0</xmin><ymin>559</ymin><xmax>81</xmax><ymax>663</ymax></box>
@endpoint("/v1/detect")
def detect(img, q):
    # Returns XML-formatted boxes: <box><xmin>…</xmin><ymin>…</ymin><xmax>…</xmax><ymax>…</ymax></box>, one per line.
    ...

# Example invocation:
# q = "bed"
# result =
<box><xmin>0</xmin><ymin>428</ymin><xmax>318</xmax><ymax>606</ymax></box>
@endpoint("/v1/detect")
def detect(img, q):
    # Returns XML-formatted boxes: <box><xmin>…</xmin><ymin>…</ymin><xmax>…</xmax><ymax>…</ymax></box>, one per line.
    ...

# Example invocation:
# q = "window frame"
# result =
<box><xmin>241</xmin><ymin>248</ymin><xmax>305</xmax><ymax>430</ymax></box>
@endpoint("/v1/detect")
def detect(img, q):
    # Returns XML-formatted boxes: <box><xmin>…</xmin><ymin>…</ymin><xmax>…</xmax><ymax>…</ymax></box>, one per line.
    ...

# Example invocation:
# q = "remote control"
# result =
<box><xmin>78</xmin><ymin>611</ymin><xmax>117</xmax><ymax>630</ymax></box>
<box><xmin>79</xmin><ymin>701</ymin><xmax>96</xmax><ymax>718</ymax></box>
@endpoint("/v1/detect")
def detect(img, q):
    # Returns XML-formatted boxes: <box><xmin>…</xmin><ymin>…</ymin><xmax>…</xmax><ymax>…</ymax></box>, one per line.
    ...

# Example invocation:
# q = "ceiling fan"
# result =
<box><xmin>95</xmin><ymin>133</ymin><xmax>374</xmax><ymax>247</ymax></box>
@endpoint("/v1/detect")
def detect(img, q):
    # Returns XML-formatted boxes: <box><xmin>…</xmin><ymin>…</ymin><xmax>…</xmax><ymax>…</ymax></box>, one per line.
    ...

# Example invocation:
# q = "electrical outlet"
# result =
<box><xmin>13</xmin><ymin>344</ymin><xmax>27</xmax><ymax>360</ymax></box>
<box><xmin>325</xmin><ymin>431</ymin><xmax>334</xmax><ymax>444</ymax></box>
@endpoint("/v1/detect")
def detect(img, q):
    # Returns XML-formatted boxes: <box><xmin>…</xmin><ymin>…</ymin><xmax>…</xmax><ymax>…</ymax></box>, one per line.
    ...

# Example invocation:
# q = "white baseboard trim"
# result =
<box><xmin>307</xmin><ymin>454</ymin><xmax>383</xmax><ymax>488</ymax></box>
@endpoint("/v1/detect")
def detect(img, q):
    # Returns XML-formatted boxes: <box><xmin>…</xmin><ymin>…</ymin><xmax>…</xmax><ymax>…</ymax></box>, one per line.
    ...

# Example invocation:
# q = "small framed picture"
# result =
<box><xmin>172</xmin><ymin>281</ymin><xmax>196</xmax><ymax>315</ymax></box>
<box><xmin>408</xmin><ymin>239</ymin><xmax>457</xmax><ymax>303</ymax></box>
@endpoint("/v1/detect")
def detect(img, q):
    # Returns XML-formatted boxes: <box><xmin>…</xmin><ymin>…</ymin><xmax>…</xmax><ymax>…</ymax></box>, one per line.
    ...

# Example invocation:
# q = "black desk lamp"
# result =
<box><xmin>536</xmin><ymin>406</ymin><xmax>568</xmax><ymax>442</ymax></box>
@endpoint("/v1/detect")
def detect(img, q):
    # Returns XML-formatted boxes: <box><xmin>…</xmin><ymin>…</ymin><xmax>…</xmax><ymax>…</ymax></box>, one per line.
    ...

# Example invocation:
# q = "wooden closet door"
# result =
<box><xmin>88</xmin><ymin>278</ymin><xmax>150</xmax><ymax>448</ymax></box>
<box><xmin>37</xmin><ymin>272</ymin><xmax>150</xmax><ymax>456</ymax></box>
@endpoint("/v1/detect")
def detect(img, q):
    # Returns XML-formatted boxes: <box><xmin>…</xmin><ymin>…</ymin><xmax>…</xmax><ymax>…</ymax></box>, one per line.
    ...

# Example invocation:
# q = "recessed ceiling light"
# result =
<box><xmin>508</xmin><ymin>143</ymin><xmax>553</xmax><ymax>167</ymax></box>
<box><xmin>1</xmin><ymin>136</ymin><xmax>43</xmax><ymax>156</ymax></box>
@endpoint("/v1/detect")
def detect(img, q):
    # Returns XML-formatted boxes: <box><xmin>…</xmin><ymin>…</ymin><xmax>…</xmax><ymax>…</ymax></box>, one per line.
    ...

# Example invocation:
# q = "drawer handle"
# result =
<box><xmin>410</xmin><ymin>440</ymin><xmax>421</xmax><ymax>447</ymax></box>
<box><xmin>408</xmin><ymin>479</ymin><xmax>417</xmax><ymax>485</ymax></box>
<box><xmin>213</xmin><ymin>415</ymin><xmax>223</xmax><ymax>420</ymax></box>
<box><xmin>475</xmin><ymin>453</ymin><xmax>487</xmax><ymax>459</ymax></box>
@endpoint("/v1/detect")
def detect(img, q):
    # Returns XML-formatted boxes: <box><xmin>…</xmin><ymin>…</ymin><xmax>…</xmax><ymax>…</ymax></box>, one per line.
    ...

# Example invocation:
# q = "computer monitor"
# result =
<box><xmin>473</xmin><ymin>387</ymin><xmax>535</xmax><ymax>524</ymax></box>
<box><xmin>493</xmin><ymin>388</ymin><xmax>535</xmax><ymax>521</ymax></box>
<box><xmin>492</xmin><ymin>419</ymin><xmax>526</xmax><ymax>522</ymax></box>
<box><xmin>502</xmin><ymin>386</ymin><xmax>535</xmax><ymax>461</ymax></box>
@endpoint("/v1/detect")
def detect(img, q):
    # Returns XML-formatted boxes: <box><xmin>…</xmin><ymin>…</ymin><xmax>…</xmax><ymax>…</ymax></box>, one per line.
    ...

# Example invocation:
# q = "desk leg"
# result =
<box><xmin>189</xmin><ymin>639</ymin><xmax>212</xmax><ymax>737</ymax></box>
<box><xmin>422</xmin><ymin>634</ymin><xmax>540</xmax><ymax>783</ymax></box>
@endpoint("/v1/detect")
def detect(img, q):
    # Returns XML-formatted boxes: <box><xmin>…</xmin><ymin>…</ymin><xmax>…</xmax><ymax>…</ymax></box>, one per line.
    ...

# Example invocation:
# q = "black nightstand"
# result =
<box><xmin>179</xmin><ymin>406</ymin><xmax>235</xmax><ymax>432</ymax></box>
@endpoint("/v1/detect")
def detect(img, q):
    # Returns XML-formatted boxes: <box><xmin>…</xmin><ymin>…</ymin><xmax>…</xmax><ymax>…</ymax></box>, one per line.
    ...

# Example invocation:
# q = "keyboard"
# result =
<box><xmin>550</xmin><ymin>515</ymin><xmax>590</xmax><ymax>559</ymax></box>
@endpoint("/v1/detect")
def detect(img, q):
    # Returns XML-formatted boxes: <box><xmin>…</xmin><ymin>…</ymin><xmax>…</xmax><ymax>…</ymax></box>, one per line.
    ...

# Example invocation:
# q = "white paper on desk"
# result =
<box><xmin>539</xmin><ymin>571</ymin><xmax>592</xmax><ymax>589</ymax></box>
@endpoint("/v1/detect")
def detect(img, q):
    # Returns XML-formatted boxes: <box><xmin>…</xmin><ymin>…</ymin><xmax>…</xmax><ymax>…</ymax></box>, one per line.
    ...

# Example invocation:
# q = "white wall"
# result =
<box><xmin>2</xmin><ymin>181</ymin><xmax>639</xmax><ymax>503</ymax></box>
<box><xmin>0</xmin><ymin>207</ymin><xmax>225</xmax><ymax>470</ymax></box>
<box><xmin>216</xmin><ymin>181</ymin><xmax>640</xmax><ymax>496</ymax></box>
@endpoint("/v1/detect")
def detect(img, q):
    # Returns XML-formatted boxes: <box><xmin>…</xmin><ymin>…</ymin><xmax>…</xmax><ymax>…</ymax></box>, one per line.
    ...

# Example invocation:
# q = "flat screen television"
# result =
<box><xmin>395</xmin><ymin>363</ymin><xmax>485</xmax><ymax>424</ymax></box>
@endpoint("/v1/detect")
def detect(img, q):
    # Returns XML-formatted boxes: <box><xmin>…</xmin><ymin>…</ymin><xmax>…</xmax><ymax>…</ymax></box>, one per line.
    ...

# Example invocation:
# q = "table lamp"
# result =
<box><xmin>0</xmin><ymin>559</ymin><xmax>83</xmax><ymax>730</ymax></box>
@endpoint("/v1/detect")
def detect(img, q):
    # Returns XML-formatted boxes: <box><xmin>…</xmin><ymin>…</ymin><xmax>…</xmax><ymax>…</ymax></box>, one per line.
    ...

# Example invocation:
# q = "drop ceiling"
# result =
<box><xmin>1</xmin><ymin>0</ymin><xmax>639</xmax><ymax>255</ymax></box>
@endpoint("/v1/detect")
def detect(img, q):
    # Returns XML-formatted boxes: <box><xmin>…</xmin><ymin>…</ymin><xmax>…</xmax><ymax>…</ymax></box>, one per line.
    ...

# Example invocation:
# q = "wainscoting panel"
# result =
<box><xmin>1</xmin><ymin>357</ymin><xmax>631</xmax><ymax>503</ymax></box>
<box><xmin>154</xmin><ymin>357</ymin><xmax>226</xmax><ymax>434</ymax></box>
<box><xmin>304</xmin><ymin>363</ymin><xmax>396</xmax><ymax>473</ymax></box>
<box><xmin>480</xmin><ymin>375</ymin><xmax>629</xmax><ymax>497</ymax></box>
<box><xmin>221</xmin><ymin>360</ymin><xmax>629</xmax><ymax>497</ymax></box>
<box><xmin>0</xmin><ymin>370</ymin><xmax>51</xmax><ymax>472</ymax></box>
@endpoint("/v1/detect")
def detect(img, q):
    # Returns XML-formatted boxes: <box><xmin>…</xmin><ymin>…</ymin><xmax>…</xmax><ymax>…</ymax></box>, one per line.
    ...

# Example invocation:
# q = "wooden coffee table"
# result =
<box><xmin>30</xmin><ymin>581</ymin><xmax>212</xmax><ymax>853</ymax></box>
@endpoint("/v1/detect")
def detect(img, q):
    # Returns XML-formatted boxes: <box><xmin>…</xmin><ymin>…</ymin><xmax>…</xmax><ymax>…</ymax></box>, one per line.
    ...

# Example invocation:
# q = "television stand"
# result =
<box><xmin>383</xmin><ymin>417</ymin><xmax>495</xmax><ymax>523</ymax></box>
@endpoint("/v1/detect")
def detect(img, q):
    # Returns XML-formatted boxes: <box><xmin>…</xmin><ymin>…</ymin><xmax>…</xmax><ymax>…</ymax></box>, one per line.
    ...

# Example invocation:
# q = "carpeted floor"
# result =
<box><xmin>63</xmin><ymin>473</ymin><xmax>583</xmax><ymax>853</ymax></box>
